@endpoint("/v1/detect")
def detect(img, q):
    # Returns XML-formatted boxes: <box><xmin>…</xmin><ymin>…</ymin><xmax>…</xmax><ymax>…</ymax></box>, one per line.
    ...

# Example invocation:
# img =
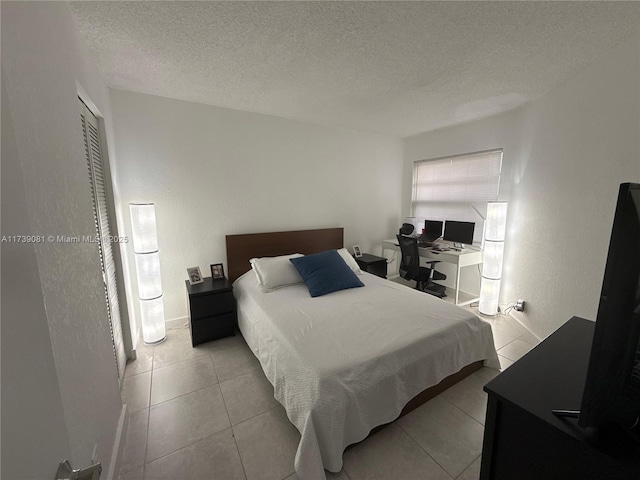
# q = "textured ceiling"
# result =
<box><xmin>69</xmin><ymin>1</ymin><xmax>639</xmax><ymax>137</ymax></box>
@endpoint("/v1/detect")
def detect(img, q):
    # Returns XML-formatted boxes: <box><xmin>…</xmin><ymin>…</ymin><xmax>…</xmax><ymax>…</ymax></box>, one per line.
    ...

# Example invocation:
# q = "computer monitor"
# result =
<box><xmin>443</xmin><ymin>221</ymin><xmax>475</xmax><ymax>245</ymax></box>
<box><xmin>423</xmin><ymin>220</ymin><xmax>443</xmax><ymax>243</ymax></box>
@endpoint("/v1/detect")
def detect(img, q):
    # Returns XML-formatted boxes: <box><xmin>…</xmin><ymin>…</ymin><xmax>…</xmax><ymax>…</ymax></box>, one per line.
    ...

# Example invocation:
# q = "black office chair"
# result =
<box><xmin>396</xmin><ymin>234</ymin><xmax>447</xmax><ymax>298</ymax></box>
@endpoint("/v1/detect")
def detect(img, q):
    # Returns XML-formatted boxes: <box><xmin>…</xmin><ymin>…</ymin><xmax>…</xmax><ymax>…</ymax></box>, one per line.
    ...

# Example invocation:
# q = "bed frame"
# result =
<box><xmin>225</xmin><ymin>227</ymin><xmax>483</xmax><ymax>438</ymax></box>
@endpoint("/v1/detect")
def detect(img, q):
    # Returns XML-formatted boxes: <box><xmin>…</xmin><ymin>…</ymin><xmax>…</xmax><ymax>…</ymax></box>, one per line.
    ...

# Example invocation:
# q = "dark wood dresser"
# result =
<box><xmin>481</xmin><ymin>317</ymin><xmax>640</xmax><ymax>480</ymax></box>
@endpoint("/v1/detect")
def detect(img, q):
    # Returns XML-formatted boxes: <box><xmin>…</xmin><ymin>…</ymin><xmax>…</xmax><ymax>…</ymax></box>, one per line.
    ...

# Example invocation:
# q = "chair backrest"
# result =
<box><xmin>396</xmin><ymin>234</ymin><xmax>420</xmax><ymax>280</ymax></box>
<box><xmin>399</xmin><ymin>223</ymin><xmax>414</xmax><ymax>236</ymax></box>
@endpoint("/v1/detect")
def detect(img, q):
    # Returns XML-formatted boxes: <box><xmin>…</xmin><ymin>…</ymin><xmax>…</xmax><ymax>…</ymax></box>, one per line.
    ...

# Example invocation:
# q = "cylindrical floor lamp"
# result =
<box><xmin>130</xmin><ymin>203</ymin><xmax>166</xmax><ymax>344</ymax></box>
<box><xmin>479</xmin><ymin>202</ymin><xmax>508</xmax><ymax>316</ymax></box>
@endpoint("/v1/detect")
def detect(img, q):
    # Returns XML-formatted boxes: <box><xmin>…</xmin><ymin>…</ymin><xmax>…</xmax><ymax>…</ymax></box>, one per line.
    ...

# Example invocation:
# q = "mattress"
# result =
<box><xmin>233</xmin><ymin>270</ymin><xmax>499</xmax><ymax>479</ymax></box>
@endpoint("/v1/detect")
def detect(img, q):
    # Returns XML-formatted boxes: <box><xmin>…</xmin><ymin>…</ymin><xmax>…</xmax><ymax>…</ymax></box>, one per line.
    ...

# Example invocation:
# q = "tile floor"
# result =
<box><xmin>118</xmin><ymin>310</ymin><xmax>539</xmax><ymax>480</ymax></box>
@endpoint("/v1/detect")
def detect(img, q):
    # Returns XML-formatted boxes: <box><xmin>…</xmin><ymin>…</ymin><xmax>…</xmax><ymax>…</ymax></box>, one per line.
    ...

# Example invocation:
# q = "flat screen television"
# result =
<box><xmin>574</xmin><ymin>183</ymin><xmax>640</xmax><ymax>432</ymax></box>
<box><xmin>443</xmin><ymin>220</ymin><xmax>475</xmax><ymax>245</ymax></box>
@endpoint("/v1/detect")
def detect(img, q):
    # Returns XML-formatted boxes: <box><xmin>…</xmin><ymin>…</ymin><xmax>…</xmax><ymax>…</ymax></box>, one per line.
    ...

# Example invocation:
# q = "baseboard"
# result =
<box><xmin>106</xmin><ymin>404</ymin><xmax>128</xmax><ymax>480</ymax></box>
<box><xmin>508</xmin><ymin>311</ymin><xmax>543</xmax><ymax>342</ymax></box>
<box><xmin>166</xmin><ymin>315</ymin><xmax>189</xmax><ymax>330</ymax></box>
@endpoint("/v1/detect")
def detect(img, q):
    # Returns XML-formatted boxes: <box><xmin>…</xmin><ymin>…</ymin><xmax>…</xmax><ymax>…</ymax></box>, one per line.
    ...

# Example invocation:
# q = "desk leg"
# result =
<box><xmin>382</xmin><ymin>247</ymin><xmax>399</xmax><ymax>278</ymax></box>
<box><xmin>455</xmin><ymin>264</ymin><xmax>461</xmax><ymax>305</ymax></box>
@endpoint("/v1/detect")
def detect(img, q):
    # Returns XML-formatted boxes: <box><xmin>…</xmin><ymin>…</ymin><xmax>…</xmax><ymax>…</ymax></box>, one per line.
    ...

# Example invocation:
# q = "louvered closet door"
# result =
<box><xmin>80</xmin><ymin>100</ymin><xmax>127</xmax><ymax>383</ymax></box>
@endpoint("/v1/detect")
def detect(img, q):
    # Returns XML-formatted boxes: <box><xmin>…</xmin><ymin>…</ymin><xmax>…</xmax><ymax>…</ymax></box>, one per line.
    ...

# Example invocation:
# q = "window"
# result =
<box><xmin>411</xmin><ymin>149</ymin><xmax>503</xmax><ymax>244</ymax></box>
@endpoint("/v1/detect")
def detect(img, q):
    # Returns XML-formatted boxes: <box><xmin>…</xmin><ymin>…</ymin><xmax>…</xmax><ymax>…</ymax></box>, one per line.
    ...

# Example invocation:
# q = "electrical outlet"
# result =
<box><xmin>91</xmin><ymin>444</ymin><xmax>98</xmax><ymax>464</ymax></box>
<box><xmin>515</xmin><ymin>299</ymin><xmax>526</xmax><ymax>312</ymax></box>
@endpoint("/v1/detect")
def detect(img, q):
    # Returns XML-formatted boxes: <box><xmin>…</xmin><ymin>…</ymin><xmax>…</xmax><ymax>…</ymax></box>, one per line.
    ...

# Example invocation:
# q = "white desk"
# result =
<box><xmin>382</xmin><ymin>239</ymin><xmax>483</xmax><ymax>306</ymax></box>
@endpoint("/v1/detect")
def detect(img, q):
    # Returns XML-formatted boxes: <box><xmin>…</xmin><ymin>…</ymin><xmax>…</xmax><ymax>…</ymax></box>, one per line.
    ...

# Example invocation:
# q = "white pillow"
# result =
<box><xmin>337</xmin><ymin>248</ymin><xmax>362</xmax><ymax>274</ymax></box>
<box><xmin>250</xmin><ymin>253</ymin><xmax>304</xmax><ymax>291</ymax></box>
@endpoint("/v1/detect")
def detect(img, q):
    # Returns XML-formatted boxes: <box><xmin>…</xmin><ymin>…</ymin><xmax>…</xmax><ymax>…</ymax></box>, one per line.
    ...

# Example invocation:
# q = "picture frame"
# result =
<box><xmin>187</xmin><ymin>266</ymin><xmax>204</xmax><ymax>285</ymax></box>
<box><xmin>210</xmin><ymin>263</ymin><xmax>225</xmax><ymax>280</ymax></box>
<box><xmin>353</xmin><ymin>245</ymin><xmax>362</xmax><ymax>258</ymax></box>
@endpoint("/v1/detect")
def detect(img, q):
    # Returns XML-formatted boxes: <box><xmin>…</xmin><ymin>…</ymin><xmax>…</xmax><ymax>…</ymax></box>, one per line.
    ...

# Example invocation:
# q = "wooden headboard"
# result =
<box><xmin>225</xmin><ymin>228</ymin><xmax>344</xmax><ymax>282</ymax></box>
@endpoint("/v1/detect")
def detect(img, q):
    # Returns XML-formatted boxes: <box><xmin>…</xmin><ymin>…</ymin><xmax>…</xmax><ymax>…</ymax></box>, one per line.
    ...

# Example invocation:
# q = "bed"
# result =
<box><xmin>226</xmin><ymin>228</ymin><xmax>499</xmax><ymax>479</ymax></box>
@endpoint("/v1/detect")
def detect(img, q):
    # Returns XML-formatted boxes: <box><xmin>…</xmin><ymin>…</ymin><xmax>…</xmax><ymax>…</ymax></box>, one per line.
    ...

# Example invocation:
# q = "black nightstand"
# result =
<box><xmin>185</xmin><ymin>277</ymin><xmax>236</xmax><ymax>346</ymax></box>
<box><xmin>354</xmin><ymin>253</ymin><xmax>387</xmax><ymax>279</ymax></box>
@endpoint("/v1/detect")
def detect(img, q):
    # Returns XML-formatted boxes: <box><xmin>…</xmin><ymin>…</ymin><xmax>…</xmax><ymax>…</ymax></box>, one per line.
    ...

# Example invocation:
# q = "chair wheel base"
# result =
<box><xmin>415</xmin><ymin>281</ymin><xmax>447</xmax><ymax>298</ymax></box>
<box><xmin>425</xmin><ymin>288</ymin><xmax>447</xmax><ymax>299</ymax></box>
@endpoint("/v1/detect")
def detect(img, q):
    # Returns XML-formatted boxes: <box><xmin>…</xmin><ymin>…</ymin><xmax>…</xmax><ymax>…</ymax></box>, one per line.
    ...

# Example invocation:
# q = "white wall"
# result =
<box><xmin>404</xmin><ymin>33</ymin><xmax>640</xmax><ymax>339</ymax></box>
<box><xmin>1</xmin><ymin>3</ymin><xmax>125</xmax><ymax>478</ymax></box>
<box><xmin>1</xmin><ymin>66</ymin><xmax>73</xmax><ymax>480</ymax></box>
<box><xmin>110</xmin><ymin>89</ymin><xmax>404</xmax><ymax>327</ymax></box>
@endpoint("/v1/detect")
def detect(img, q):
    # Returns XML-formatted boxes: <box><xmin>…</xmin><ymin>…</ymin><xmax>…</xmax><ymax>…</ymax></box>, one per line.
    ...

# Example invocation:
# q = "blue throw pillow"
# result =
<box><xmin>290</xmin><ymin>250</ymin><xmax>364</xmax><ymax>297</ymax></box>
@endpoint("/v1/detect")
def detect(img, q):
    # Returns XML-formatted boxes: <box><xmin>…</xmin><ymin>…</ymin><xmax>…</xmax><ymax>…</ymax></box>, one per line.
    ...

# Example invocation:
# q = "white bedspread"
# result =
<box><xmin>233</xmin><ymin>271</ymin><xmax>499</xmax><ymax>480</ymax></box>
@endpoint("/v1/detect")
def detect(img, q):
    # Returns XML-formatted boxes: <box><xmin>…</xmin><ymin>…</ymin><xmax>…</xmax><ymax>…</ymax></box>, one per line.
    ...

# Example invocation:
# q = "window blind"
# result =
<box><xmin>411</xmin><ymin>149</ymin><xmax>503</xmax><ymax>245</ymax></box>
